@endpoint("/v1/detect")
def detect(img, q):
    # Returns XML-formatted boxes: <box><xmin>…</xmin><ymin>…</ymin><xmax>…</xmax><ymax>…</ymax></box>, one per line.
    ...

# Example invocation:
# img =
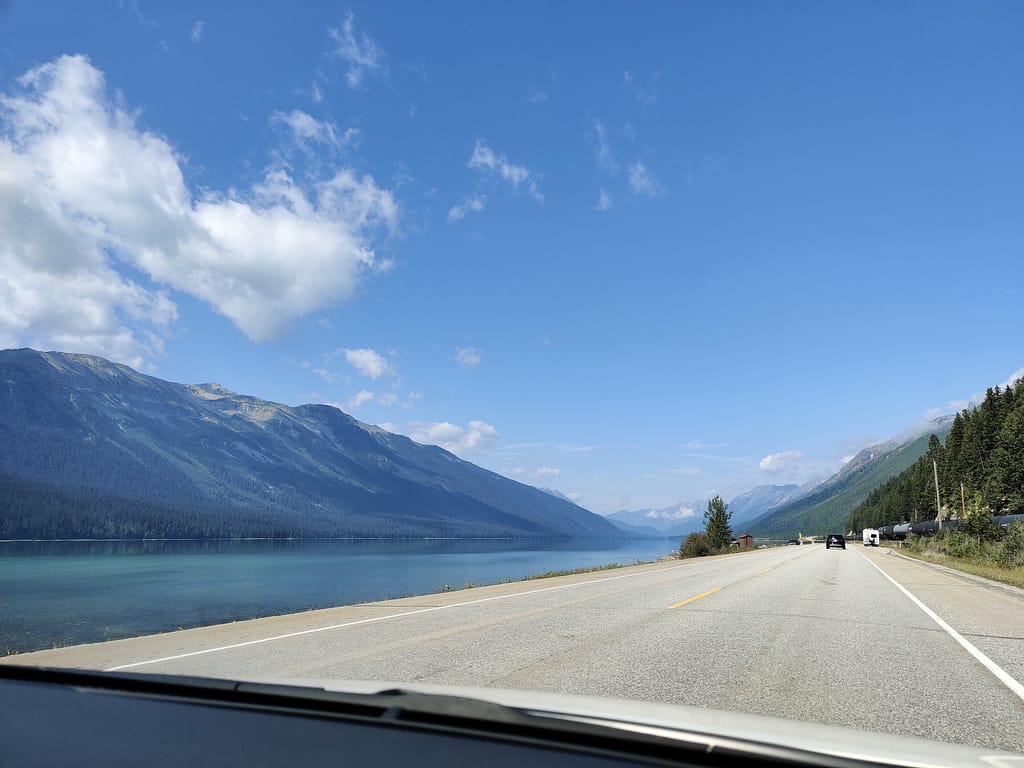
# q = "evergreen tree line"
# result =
<box><xmin>0</xmin><ymin>472</ymin><xmax>554</xmax><ymax>539</ymax></box>
<box><xmin>848</xmin><ymin>380</ymin><xmax>1024</xmax><ymax>531</ymax></box>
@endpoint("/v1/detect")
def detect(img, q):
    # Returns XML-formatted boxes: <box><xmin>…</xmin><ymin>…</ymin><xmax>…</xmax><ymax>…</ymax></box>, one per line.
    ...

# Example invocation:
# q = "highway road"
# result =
<box><xmin>6</xmin><ymin>544</ymin><xmax>1024</xmax><ymax>752</ymax></box>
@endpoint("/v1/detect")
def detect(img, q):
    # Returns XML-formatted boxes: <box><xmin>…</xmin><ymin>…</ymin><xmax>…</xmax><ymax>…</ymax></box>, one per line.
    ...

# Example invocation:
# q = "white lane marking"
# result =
<box><xmin>106</xmin><ymin>561</ymin><xmax>706</xmax><ymax>671</ymax></box>
<box><xmin>859</xmin><ymin>552</ymin><xmax>1024</xmax><ymax>703</ymax></box>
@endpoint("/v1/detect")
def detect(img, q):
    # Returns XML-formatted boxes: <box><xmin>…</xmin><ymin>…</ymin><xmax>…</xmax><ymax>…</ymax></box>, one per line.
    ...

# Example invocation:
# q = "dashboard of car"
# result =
<box><xmin>0</xmin><ymin>665</ymin><xmax>1008</xmax><ymax>768</ymax></box>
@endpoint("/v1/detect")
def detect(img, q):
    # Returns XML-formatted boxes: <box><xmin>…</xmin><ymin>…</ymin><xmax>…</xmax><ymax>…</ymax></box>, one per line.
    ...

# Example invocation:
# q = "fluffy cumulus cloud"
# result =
<box><xmin>335</xmin><ymin>348</ymin><xmax>394</xmax><ymax>379</ymax></box>
<box><xmin>329</xmin><ymin>12</ymin><xmax>385</xmax><ymax>89</ymax></box>
<box><xmin>454</xmin><ymin>346</ymin><xmax>481</xmax><ymax>367</ymax></box>
<box><xmin>0</xmin><ymin>55</ymin><xmax>397</xmax><ymax>362</ymax></box>
<box><xmin>645</xmin><ymin>504</ymin><xmax>697</xmax><ymax>520</ymax></box>
<box><xmin>409</xmin><ymin>419</ymin><xmax>500</xmax><ymax>456</ymax></box>
<box><xmin>535</xmin><ymin>466</ymin><xmax>560</xmax><ymax>477</ymax></box>
<box><xmin>596</xmin><ymin>188</ymin><xmax>611</xmax><ymax>211</ymax></box>
<box><xmin>759</xmin><ymin>450</ymin><xmax>803</xmax><ymax>474</ymax></box>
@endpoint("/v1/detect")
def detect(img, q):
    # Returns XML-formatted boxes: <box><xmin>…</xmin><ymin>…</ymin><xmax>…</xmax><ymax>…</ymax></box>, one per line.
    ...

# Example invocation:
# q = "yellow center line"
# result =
<box><xmin>669</xmin><ymin>586</ymin><xmax>721</xmax><ymax>609</ymax></box>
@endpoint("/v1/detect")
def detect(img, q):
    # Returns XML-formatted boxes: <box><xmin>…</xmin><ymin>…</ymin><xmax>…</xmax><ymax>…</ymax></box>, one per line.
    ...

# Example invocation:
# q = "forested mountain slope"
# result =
<box><xmin>0</xmin><ymin>349</ymin><xmax>622</xmax><ymax>539</ymax></box>
<box><xmin>849</xmin><ymin>381</ymin><xmax>1024</xmax><ymax>530</ymax></box>
<box><xmin>747</xmin><ymin>427</ymin><xmax>950</xmax><ymax>538</ymax></box>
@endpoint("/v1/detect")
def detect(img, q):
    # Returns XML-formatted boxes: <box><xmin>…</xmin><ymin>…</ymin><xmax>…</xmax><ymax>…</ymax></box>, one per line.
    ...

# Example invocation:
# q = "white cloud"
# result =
<box><xmin>336</xmin><ymin>348</ymin><xmax>394</xmax><ymax>379</ymax></box>
<box><xmin>596</xmin><ymin>188</ymin><xmax>611</xmax><ymax>211</ymax></box>
<box><xmin>448</xmin><ymin>195</ymin><xmax>486</xmax><ymax>223</ymax></box>
<box><xmin>341</xmin><ymin>389</ymin><xmax>409</xmax><ymax>412</ymax></box>
<box><xmin>272</xmin><ymin>110</ymin><xmax>356</xmax><ymax>149</ymax></box>
<box><xmin>311</xmin><ymin>367</ymin><xmax>347</xmax><ymax>384</ymax></box>
<box><xmin>536</xmin><ymin>466</ymin><xmax>561</xmax><ymax>477</ymax></box>
<box><xmin>454</xmin><ymin>346</ymin><xmax>481</xmax><ymax>367</ymax></box>
<box><xmin>469</xmin><ymin>140</ymin><xmax>543</xmax><ymax>201</ymax></box>
<box><xmin>122</xmin><ymin>0</ymin><xmax>157</xmax><ymax>29</ymax></box>
<box><xmin>526</xmin><ymin>86</ymin><xmax>548</xmax><ymax>104</ymax></box>
<box><xmin>503</xmin><ymin>467</ymin><xmax>525</xmax><ymax>477</ymax></box>
<box><xmin>674</xmin><ymin>505</ymin><xmax>699</xmax><ymax>519</ymax></box>
<box><xmin>920</xmin><ymin>367</ymin><xmax>1024</xmax><ymax>422</ymax></box>
<box><xmin>923</xmin><ymin>400</ymin><xmax>971</xmax><ymax>421</ymax></box>
<box><xmin>628</xmin><ymin>162</ymin><xmax>660</xmax><ymax>197</ymax></box>
<box><xmin>403</xmin><ymin>391</ymin><xmax>423</xmax><ymax>409</ymax></box>
<box><xmin>409</xmin><ymin>419</ymin><xmax>500</xmax><ymax>456</ymax></box>
<box><xmin>759</xmin><ymin>450</ymin><xmax>803</xmax><ymax>474</ymax></box>
<box><xmin>0</xmin><ymin>55</ymin><xmax>398</xmax><ymax>360</ymax></box>
<box><xmin>190</xmin><ymin>21</ymin><xmax>204</xmax><ymax>43</ymax></box>
<box><xmin>347</xmin><ymin>390</ymin><xmax>375</xmax><ymax>410</ymax></box>
<box><xmin>1000</xmin><ymin>367</ymin><xmax>1024</xmax><ymax>390</ymax></box>
<box><xmin>328</xmin><ymin>12</ymin><xmax>385</xmax><ymax>90</ymax></box>
<box><xmin>644</xmin><ymin>504</ymin><xmax>697</xmax><ymax>521</ymax></box>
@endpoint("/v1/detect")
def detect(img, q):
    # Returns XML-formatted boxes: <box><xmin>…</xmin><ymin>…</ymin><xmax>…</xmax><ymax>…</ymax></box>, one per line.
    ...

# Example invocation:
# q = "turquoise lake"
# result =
<box><xmin>0</xmin><ymin>538</ymin><xmax>676</xmax><ymax>654</ymax></box>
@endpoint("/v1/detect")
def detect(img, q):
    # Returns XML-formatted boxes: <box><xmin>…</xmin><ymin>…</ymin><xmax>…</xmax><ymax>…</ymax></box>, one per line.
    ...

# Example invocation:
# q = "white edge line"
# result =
<box><xmin>106</xmin><ymin>561</ymin><xmax>697</xmax><ymax>672</ymax></box>
<box><xmin>859</xmin><ymin>552</ymin><xmax>1024</xmax><ymax>703</ymax></box>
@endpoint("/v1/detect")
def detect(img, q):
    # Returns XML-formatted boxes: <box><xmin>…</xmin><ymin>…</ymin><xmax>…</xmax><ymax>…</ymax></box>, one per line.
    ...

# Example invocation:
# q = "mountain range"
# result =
<box><xmin>745</xmin><ymin>423</ymin><xmax>953</xmax><ymax>538</ymax></box>
<box><xmin>0</xmin><ymin>349</ymin><xmax>622</xmax><ymax>540</ymax></box>
<box><xmin>606</xmin><ymin>483</ymin><xmax>812</xmax><ymax>538</ymax></box>
<box><xmin>610</xmin><ymin>423</ymin><xmax>954</xmax><ymax>541</ymax></box>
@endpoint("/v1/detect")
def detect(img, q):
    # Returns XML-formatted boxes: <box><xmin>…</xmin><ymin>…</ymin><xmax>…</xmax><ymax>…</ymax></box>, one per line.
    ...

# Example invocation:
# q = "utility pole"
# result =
<box><xmin>933</xmin><ymin>460</ymin><xmax>942</xmax><ymax>531</ymax></box>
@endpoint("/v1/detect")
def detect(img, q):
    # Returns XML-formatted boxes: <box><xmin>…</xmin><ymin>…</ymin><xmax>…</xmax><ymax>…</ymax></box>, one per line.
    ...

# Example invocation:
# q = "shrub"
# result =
<box><xmin>961</xmin><ymin>494</ymin><xmax>1001</xmax><ymax>542</ymax></box>
<box><xmin>997</xmin><ymin>521</ymin><xmax>1024</xmax><ymax>568</ymax></box>
<box><xmin>943</xmin><ymin>530</ymin><xmax>982</xmax><ymax>560</ymax></box>
<box><xmin>680</xmin><ymin>532</ymin><xmax>711</xmax><ymax>559</ymax></box>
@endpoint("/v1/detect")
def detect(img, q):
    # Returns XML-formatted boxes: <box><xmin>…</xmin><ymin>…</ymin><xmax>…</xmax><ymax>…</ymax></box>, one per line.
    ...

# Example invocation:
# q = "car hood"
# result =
<box><xmin>270</xmin><ymin>678</ymin><xmax>1021</xmax><ymax>768</ymax></box>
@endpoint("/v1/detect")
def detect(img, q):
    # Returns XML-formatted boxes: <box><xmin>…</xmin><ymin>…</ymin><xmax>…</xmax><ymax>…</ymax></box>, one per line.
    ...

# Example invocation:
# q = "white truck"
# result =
<box><xmin>862</xmin><ymin>528</ymin><xmax>880</xmax><ymax>547</ymax></box>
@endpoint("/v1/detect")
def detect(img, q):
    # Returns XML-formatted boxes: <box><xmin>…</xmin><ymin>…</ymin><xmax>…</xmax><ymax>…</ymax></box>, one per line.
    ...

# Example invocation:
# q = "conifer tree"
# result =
<box><xmin>704</xmin><ymin>495</ymin><xmax>733</xmax><ymax>550</ymax></box>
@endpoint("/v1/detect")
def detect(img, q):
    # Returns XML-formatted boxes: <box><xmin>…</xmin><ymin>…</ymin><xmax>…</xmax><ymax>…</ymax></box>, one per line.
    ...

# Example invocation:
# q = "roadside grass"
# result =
<box><xmin>892</xmin><ymin>523</ymin><xmax>1024</xmax><ymax>590</ymax></box>
<box><xmin>521</xmin><ymin>560</ymin><xmax>653</xmax><ymax>581</ymax></box>
<box><xmin>894</xmin><ymin>548</ymin><xmax>1024</xmax><ymax>590</ymax></box>
<box><xmin>678</xmin><ymin>544</ymin><xmax>782</xmax><ymax>561</ymax></box>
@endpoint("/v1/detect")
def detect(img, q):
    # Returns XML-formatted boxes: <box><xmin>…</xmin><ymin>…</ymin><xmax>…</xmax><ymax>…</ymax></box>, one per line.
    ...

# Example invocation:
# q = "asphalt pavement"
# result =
<box><xmin>6</xmin><ymin>544</ymin><xmax>1024</xmax><ymax>752</ymax></box>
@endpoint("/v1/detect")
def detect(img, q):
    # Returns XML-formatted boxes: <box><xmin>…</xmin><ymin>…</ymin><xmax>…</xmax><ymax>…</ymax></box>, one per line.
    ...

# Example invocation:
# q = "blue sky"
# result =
<box><xmin>1</xmin><ymin>1</ymin><xmax>1021</xmax><ymax>515</ymax></box>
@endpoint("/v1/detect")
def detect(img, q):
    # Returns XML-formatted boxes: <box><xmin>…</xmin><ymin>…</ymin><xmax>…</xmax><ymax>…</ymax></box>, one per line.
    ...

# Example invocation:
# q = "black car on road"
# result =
<box><xmin>825</xmin><ymin>534</ymin><xmax>846</xmax><ymax>549</ymax></box>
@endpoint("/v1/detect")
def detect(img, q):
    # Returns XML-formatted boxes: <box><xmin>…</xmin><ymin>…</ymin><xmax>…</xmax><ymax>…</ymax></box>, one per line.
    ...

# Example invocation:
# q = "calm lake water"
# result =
<box><xmin>0</xmin><ymin>538</ymin><xmax>675</xmax><ymax>654</ymax></box>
